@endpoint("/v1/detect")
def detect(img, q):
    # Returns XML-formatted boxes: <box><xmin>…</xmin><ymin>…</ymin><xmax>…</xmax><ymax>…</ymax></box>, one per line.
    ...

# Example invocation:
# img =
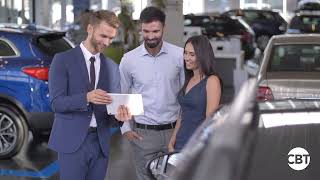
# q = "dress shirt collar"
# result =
<box><xmin>140</xmin><ymin>41</ymin><xmax>168</xmax><ymax>57</ymax></box>
<box><xmin>80</xmin><ymin>42</ymin><xmax>100</xmax><ymax>61</ymax></box>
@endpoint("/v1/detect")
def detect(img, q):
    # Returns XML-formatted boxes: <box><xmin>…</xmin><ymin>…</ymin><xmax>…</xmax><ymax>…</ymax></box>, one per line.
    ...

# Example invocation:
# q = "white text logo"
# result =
<box><xmin>288</xmin><ymin>147</ymin><xmax>310</xmax><ymax>171</ymax></box>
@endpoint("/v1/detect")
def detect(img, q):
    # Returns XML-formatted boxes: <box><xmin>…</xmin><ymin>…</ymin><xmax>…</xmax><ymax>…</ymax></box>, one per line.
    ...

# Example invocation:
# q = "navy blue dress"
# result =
<box><xmin>175</xmin><ymin>77</ymin><xmax>208</xmax><ymax>151</ymax></box>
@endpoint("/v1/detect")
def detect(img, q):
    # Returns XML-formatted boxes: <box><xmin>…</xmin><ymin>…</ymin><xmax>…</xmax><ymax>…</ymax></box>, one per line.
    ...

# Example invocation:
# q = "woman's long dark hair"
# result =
<box><xmin>181</xmin><ymin>35</ymin><xmax>221</xmax><ymax>94</ymax></box>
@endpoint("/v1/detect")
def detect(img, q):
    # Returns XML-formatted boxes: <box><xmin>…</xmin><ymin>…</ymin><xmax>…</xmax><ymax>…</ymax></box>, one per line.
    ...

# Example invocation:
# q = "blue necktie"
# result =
<box><xmin>89</xmin><ymin>56</ymin><xmax>95</xmax><ymax>91</ymax></box>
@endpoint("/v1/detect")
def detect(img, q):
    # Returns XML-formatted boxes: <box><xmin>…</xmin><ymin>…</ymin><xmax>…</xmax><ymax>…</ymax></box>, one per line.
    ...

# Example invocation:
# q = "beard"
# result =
<box><xmin>145</xmin><ymin>38</ymin><xmax>162</xmax><ymax>48</ymax></box>
<box><xmin>90</xmin><ymin>36</ymin><xmax>104</xmax><ymax>53</ymax></box>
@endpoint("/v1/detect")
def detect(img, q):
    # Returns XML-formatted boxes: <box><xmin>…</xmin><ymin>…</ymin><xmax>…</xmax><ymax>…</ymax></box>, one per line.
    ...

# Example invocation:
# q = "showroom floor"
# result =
<box><xmin>0</xmin><ymin>132</ymin><xmax>136</xmax><ymax>180</ymax></box>
<box><xmin>0</xmin><ymin>76</ymin><xmax>236</xmax><ymax>180</ymax></box>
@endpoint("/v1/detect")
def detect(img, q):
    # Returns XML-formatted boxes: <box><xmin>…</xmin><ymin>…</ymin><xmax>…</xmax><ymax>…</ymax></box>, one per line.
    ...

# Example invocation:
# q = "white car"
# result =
<box><xmin>257</xmin><ymin>34</ymin><xmax>320</xmax><ymax>100</ymax></box>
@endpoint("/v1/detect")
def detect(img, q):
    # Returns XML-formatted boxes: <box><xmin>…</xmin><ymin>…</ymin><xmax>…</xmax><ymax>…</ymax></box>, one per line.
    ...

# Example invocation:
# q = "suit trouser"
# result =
<box><xmin>58</xmin><ymin>132</ymin><xmax>108</xmax><ymax>180</ymax></box>
<box><xmin>130</xmin><ymin>127</ymin><xmax>173</xmax><ymax>180</ymax></box>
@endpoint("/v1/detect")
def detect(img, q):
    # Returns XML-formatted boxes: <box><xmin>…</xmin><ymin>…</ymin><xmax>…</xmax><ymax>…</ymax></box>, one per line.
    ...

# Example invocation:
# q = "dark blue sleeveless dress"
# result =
<box><xmin>175</xmin><ymin>77</ymin><xmax>208</xmax><ymax>151</ymax></box>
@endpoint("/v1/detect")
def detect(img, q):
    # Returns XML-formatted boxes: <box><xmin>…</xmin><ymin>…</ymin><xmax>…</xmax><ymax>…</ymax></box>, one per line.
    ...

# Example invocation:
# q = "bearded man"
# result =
<box><xmin>119</xmin><ymin>6</ymin><xmax>185</xmax><ymax>180</ymax></box>
<box><xmin>48</xmin><ymin>10</ymin><xmax>131</xmax><ymax>180</ymax></box>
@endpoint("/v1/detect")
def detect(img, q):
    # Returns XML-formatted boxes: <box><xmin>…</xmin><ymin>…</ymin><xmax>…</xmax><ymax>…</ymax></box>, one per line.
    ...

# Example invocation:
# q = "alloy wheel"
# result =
<box><xmin>0</xmin><ymin>112</ymin><xmax>17</xmax><ymax>155</ymax></box>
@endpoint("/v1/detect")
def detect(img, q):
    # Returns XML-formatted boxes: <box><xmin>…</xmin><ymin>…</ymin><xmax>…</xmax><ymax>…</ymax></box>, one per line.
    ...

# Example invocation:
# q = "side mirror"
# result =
<box><xmin>147</xmin><ymin>151</ymin><xmax>181</xmax><ymax>180</ymax></box>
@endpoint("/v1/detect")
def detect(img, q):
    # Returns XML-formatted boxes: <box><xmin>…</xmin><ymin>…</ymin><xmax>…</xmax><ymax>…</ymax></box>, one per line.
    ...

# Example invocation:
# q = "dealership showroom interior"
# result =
<box><xmin>1</xmin><ymin>0</ymin><xmax>320</xmax><ymax>179</ymax></box>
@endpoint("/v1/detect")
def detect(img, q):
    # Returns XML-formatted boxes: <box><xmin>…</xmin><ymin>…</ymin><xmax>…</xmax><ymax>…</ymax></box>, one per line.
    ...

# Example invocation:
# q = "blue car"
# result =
<box><xmin>0</xmin><ymin>24</ymin><xmax>73</xmax><ymax>159</ymax></box>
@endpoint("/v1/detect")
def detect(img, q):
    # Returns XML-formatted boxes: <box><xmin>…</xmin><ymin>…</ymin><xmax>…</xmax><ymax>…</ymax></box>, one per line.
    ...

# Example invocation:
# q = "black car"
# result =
<box><xmin>203</xmin><ymin>15</ymin><xmax>256</xmax><ymax>60</ymax></box>
<box><xmin>287</xmin><ymin>11</ymin><xmax>320</xmax><ymax>33</ymax></box>
<box><xmin>223</xmin><ymin>9</ymin><xmax>287</xmax><ymax>50</ymax></box>
<box><xmin>297</xmin><ymin>0</ymin><xmax>320</xmax><ymax>11</ymax></box>
<box><xmin>184</xmin><ymin>15</ymin><xmax>256</xmax><ymax>60</ymax></box>
<box><xmin>184</xmin><ymin>14</ymin><xmax>212</xmax><ymax>27</ymax></box>
<box><xmin>148</xmin><ymin>78</ymin><xmax>320</xmax><ymax>180</ymax></box>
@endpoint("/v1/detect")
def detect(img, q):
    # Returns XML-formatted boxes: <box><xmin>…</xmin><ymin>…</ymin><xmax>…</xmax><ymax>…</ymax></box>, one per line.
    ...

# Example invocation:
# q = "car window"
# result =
<box><xmin>290</xmin><ymin>15</ymin><xmax>320</xmax><ymax>33</ymax></box>
<box><xmin>35</xmin><ymin>33</ymin><xmax>72</xmax><ymax>57</ymax></box>
<box><xmin>184</xmin><ymin>19</ymin><xmax>192</xmax><ymax>26</ymax></box>
<box><xmin>0</xmin><ymin>39</ymin><xmax>16</xmax><ymax>57</ymax></box>
<box><xmin>301</xmin><ymin>16</ymin><xmax>320</xmax><ymax>25</ymax></box>
<box><xmin>291</xmin><ymin>15</ymin><xmax>320</xmax><ymax>25</ymax></box>
<box><xmin>226</xmin><ymin>11</ymin><xmax>237</xmax><ymax>16</ymax></box>
<box><xmin>301</xmin><ymin>16</ymin><xmax>320</xmax><ymax>24</ymax></box>
<box><xmin>212</xmin><ymin>18</ymin><xmax>229</xmax><ymax>31</ymax></box>
<box><xmin>261</xmin><ymin>12</ymin><xmax>276</xmax><ymax>21</ymax></box>
<box><xmin>203</xmin><ymin>18</ymin><xmax>229</xmax><ymax>37</ymax></box>
<box><xmin>184</xmin><ymin>16</ymin><xmax>210</xmax><ymax>27</ymax></box>
<box><xmin>201</xmin><ymin>18</ymin><xmax>210</xmax><ymax>24</ymax></box>
<box><xmin>243</xmin><ymin>11</ymin><xmax>259</xmax><ymax>24</ymax></box>
<box><xmin>268</xmin><ymin>44</ymin><xmax>320</xmax><ymax>72</ymax></box>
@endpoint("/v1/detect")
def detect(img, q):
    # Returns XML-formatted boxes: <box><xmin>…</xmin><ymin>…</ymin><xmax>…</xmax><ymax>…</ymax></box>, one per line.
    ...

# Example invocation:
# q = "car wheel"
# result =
<box><xmin>257</xmin><ymin>35</ymin><xmax>270</xmax><ymax>50</ymax></box>
<box><xmin>0</xmin><ymin>105</ymin><xmax>28</xmax><ymax>159</ymax></box>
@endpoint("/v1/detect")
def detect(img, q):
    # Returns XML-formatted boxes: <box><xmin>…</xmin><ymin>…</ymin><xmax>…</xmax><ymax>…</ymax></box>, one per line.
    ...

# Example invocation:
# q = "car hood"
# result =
<box><xmin>259</xmin><ymin>72</ymin><xmax>320</xmax><ymax>99</ymax></box>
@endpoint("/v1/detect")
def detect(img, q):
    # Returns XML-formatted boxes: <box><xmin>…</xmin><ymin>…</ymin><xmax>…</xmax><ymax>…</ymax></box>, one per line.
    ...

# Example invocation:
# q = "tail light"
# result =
<box><xmin>257</xmin><ymin>86</ymin><xmax>274</xmax><ymax>101</ymax></box>
<box><xmin>22</xmin><ymin>67</ymin><xmax>49</xmax><ymax>81</ymax></box>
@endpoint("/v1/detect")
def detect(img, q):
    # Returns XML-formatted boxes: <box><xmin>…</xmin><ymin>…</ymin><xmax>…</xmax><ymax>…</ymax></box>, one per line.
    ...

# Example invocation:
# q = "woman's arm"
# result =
<box><xmin>205</xmin><ymin>75</ymin><xmax>221</xmax><ymax>118</ymax></box>
<box><xmin>168</xmin><ymin>117</ymin><xmax>182</xmax><ymax>152</ymax></box>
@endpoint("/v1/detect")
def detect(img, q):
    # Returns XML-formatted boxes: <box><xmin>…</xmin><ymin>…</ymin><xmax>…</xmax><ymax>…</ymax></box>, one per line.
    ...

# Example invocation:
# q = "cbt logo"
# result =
<box><xmin>288</xmin><ymin>147</ymin><xmax>310</xmax><ymax>171</ymax></box>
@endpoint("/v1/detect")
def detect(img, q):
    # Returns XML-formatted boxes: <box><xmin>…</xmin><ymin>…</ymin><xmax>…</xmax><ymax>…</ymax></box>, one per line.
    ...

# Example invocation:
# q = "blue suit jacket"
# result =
<box><xmin>48</xmin><ymin>45</ymin><xmax>120</xmax><ymax>157</ymax></box>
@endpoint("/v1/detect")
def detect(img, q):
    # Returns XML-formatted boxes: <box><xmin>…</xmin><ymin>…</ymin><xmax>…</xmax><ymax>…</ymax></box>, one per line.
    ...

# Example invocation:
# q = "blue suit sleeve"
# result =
<box><xmin>111</xmin><ymin>64</ymin><xmax>121</xmax><ymax>93</ymax></box>
<box><xmin>49</xmin><ymin>53</ymin><xmax>88</xmax><ymax>113</ymax></box>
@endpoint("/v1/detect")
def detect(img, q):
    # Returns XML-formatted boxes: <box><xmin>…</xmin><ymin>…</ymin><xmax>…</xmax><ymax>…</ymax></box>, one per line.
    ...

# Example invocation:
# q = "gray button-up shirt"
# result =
<box><xmin>120</xmin><ymin>41</ymin><xmax>184</xmax><ymax>133</ymax></box>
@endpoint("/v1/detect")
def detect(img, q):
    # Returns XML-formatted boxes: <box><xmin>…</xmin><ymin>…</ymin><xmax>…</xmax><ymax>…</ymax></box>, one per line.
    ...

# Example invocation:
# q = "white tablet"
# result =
<box><xmin>106</xmin><ymin>93</ymin><xmax>144</xmax><ymax>116</ymax></box>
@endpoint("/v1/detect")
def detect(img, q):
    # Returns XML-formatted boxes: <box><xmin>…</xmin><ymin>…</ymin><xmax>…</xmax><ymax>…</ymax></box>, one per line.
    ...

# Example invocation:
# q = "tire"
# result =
<box><xmin>0</xmin><ymin>105</ymin><xmax>28</xmax><ymax>159</ymax></box>
<box><xmin>256</xmin><ymin>35</ymin><xmax>270</xmax><ymax>51</ymax></box>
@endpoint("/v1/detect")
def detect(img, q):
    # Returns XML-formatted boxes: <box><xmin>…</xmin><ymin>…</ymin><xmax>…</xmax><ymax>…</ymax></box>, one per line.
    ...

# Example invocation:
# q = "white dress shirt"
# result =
<box><xmin>119</xmin><ymin>41</ymin><xmax>185</xmax><ymax>133</ymax></box>
<box><xmin>80</xmin><ymin>42</ymin><xmax>101</xmax><ymax>127</ymax></box>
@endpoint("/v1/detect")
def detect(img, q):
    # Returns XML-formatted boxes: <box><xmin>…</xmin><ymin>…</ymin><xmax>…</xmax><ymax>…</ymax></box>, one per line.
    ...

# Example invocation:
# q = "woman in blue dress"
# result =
<box><xmin>168</xmin><ymin>35</ymin><xmax>221</xmax><ymax>152</ymax></box>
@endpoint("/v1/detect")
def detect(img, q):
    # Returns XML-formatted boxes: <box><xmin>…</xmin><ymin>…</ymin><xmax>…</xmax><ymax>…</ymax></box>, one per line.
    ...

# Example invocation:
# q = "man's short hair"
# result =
<box><xmin>140</xmin><ymin>6</ymin><xmax>166</xmax><ymax>25</ymax></box>
<box><xmin>81</xmin><ymin>10</ymin><xmax>120</xmax><ymax>29</ymax></box>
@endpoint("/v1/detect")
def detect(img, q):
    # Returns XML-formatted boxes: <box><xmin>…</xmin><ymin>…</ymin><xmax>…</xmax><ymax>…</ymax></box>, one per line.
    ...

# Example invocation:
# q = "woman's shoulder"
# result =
<box><xmin>206</xmin><ymin>75</ymin><xmax>222</xmax><ymax>90</ymax></box>
<box><xmin>206</xmin><ymin>75</ymin><xmax>220</xmax><ymax>84</ymax></box>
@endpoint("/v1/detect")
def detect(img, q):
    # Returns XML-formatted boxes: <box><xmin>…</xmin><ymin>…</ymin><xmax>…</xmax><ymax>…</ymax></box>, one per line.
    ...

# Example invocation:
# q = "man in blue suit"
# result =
<box><xmin>48</xmin><ymin>10</ymin><xmax>131</xmax><ymax>180</ymax></box>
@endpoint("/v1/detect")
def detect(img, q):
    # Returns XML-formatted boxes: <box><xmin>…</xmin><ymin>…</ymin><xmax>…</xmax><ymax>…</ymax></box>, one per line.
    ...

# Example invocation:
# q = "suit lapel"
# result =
<box><xmin>97</xmin><ymin>53</ymin><xmax>107</xmax><ymax>90</ymax></box>
<box><xmin>74</xmin><ymin>46</ymin><xmax>90</xmax><ymax>90</ymax></box>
